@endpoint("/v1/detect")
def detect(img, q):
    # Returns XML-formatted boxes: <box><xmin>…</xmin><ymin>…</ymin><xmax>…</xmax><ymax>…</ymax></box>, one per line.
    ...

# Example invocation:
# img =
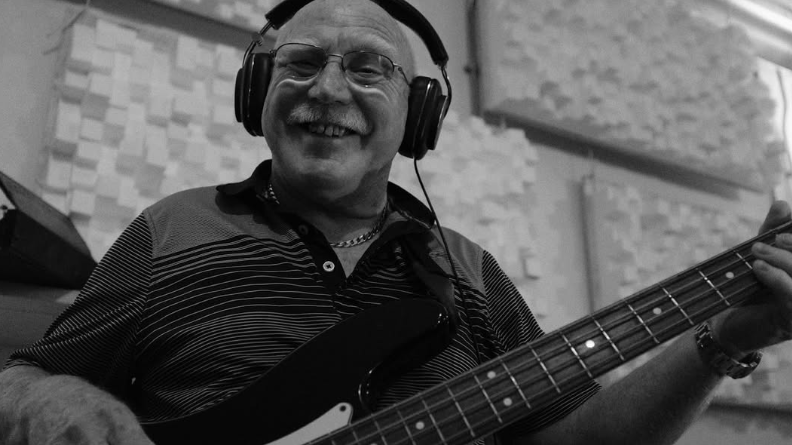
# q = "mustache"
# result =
<box><xmin>285</xmin><ymin>103</ymin><xmax>370</xmax><ymax>135</ymax></box>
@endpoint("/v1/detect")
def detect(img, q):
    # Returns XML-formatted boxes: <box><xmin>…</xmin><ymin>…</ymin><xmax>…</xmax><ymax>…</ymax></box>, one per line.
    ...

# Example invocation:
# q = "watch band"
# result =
<box><xmin>695</xmin><ymin>322</ymin><xmax>762</xmax><ymax>379</ymax></box>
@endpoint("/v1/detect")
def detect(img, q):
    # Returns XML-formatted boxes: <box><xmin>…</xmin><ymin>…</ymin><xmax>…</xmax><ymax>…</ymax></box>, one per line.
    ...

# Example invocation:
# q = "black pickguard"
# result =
<box><xmin>142</xmin><ymin>298</ymin><xmax>454</xmax><ymax>445</ymax></box>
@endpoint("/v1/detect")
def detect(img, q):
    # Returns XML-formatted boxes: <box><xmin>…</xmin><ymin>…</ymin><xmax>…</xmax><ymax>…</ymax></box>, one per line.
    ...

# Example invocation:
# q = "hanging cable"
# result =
<box><xmin>413</xmin><ymin>158</ymin><xmax>483</xmax><ymax>365</ymax></box>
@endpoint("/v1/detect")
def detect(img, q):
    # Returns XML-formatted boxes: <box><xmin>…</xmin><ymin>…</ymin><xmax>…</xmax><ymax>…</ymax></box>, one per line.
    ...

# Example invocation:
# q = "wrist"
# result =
<box><xmin>708</xmin><ymin>314</ymin><xmax>751</xmax><ymax>360</ymax></box>
<box><xmin>695</xmin><ymin>322</ymin><xmax>762</xmax><ymax>379</ymax></box>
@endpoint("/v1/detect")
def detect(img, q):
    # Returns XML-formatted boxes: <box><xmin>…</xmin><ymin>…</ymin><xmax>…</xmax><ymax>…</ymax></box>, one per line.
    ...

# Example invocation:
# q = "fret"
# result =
<box><xmin>328</xmin><ymin>422</ymin><xmax>360</xmax><ymax>445</ymax></box>
<box><xmin>531</xmin><ymin>348</ymin><xmax>561</xmax><ymax>394</ymax></box>
<box><xmin>472</xmin><ymin>374</ymin><xmax>503</xmax><ymax>424</ymax></box>
<box><xmin>349</xmin><ymin>424</ymin><xmax>362</xmax><ymax>445</ymax></box>
<box><xmin>480</xmin><ymin>366</ymin><xmax>528</xmax><ymax>413</ymax></box>
<box><xmin>734</xmin><ymin>250</ymin><xmax>753</xmax><ymax>270</ymax></box>
<box><xmin>696</xmin><ymin>250</ymin><xmax>758</xmax><ymax>311</ymax></box>
<box><xmin>499</xmin><ymin>360</ymin><xmax>531</xmax><ymax>408</ymax></box>
<box><xmin>343</xmin><ymin>419</ymin><xmax>384</xmax><ymax>445</ymax></box>
<box><xmin>592</xmin><ymin>316</ymin><xmax>625</xmax><ymax>362</ymax></box>
<box><xmin>444</xmin><ymin>384</ymin><xmax>476</xmax><ymax>438</ymax></box>
<box><xmin>367</xmin><ymin>407</ymin><xmax>414</xmax><ymax>445</ymax></box>
<box><xmin>662</xmin><ymin>287</ymin><xmax>694</xmax><ymax>326</ymax></box>
<box><xmin>444</xmin><ymin>373</ymin><xmax>500</xmax><ymax>436</ymax></box>
<box><xmin>419</xmin><ymin>399</ymin><xmax>446</xmax><ymax>443</ymax></box>
<box><xmin>698</xmin><ymin>269</ymin><xmax>730</xmax><ymax>307</ymax></box>
<box><xmin>366</xmin><ymin>416</ymin><xmax>388</xmax><ymax>445</ymax></box>
<box><xmin>406</xmin><ymin>386</ymin><xmax>470</xmax><ymax>445</ymax></box>
<box><xmin>395</xmin><ymin>410</ymin><xmax>419</xmax><ymax>445</ymax></box>
<box><xmin>398</xmin><ymin>399</ymin><xmax>447</xmax><ymax>445</ymax></box>
<box><xmin>627</xmin><ymin>303</ymin><xmax>659</xmax><ymax>345</ymax></box>
<box><xmin>560</xmin><ymin>332</ymin><xmax>593</xmax><ymax>378</ymax></box>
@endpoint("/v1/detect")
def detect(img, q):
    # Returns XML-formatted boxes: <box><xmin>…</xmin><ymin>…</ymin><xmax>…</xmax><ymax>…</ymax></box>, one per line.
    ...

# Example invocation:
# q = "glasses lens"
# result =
<box><xmin>343</xmin><ymin>52</ymin><xmax>393</xmax><ymax>85</ymax></box>
<box><xmin>274</xmin><ymin>44</ymin><xmax>326</xmax><ymax>79</ymax></box>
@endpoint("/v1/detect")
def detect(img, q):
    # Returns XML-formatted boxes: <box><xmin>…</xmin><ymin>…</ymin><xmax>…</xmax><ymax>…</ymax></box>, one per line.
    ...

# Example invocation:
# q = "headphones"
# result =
<box><xmin>234</xmin><ymin>0</ymin><xmax>452</xmax><ymax>160</ymax></box>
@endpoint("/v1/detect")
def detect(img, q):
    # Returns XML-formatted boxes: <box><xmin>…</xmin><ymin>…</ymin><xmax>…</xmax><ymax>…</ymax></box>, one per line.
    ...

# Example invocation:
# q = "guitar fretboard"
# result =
<box><xmin>314</xmin><ymin>220</ymin><xmax>791</xmax><ymax>445</ymax></box>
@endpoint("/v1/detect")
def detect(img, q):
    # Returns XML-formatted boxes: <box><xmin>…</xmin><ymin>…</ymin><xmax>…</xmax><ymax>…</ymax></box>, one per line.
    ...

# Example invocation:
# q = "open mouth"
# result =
<box><xmin>302</xmin><ymin>122</ymin><xmax>354</xmax><ymax>138</ymax></box>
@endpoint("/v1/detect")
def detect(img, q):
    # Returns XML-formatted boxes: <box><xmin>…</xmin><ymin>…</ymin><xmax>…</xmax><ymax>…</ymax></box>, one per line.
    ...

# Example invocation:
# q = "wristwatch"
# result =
<box><xmin>694</xmin><ymin>322</ymin><xmax>762</xmax><ymax>379</ymax></box>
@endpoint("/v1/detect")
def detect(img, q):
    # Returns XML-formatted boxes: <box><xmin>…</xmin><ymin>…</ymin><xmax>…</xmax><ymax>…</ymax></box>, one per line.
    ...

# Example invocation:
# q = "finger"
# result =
<box><xmin>753</xmin><ymin>253</ymin><xmax>792</xmax><ymax>295</ymax></box>
<box><xmin>751</xmin><ymin>258</ymin><xmax>792</xmax><ymax>342</ymax></box>
<box><xmin>753</xmin><ymin>241</ymin><xmax>792</xmax><ymax>271</ymax></box>
<box><xmin>758</xmin><ymin>200</ymin><xmax>792</xmax><ymax>234</ymax></box>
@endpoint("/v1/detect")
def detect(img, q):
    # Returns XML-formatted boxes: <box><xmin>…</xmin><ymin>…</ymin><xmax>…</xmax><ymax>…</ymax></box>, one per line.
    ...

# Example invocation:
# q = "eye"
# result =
<box><xmin>287</xmin><ymin>59</ymin><xmax>323</xmax><ymax>76</ymax></box>
<box><xmin>345</xmin><ymin>53</ymin><xmax>389</xmax><ymax>81</ymax></box>
<box><xmin>274</xmin><ymin>44</ymin><xmax>326</xmax><ymax>77</ymax></box>
<box><xmin>351</xmin><ymin>66</ymin><xmax>384</xmax><ymax>77</ymax></box>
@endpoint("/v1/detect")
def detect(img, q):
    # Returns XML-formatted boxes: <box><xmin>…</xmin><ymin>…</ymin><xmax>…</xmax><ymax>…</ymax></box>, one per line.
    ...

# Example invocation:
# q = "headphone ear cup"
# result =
<box><xmin>399</xmin><ymin>76</ymin><xmax>446</xmax><ymax>160</ymax></box>
<box><xmin>235</xmin><ymin>52</ymin><xmax>273</xmax><ymax>137</ymax></box>
<box><xmin>421</xmin><ymin>92</ymin><xmax>447</xmax><ymax>159</ymax></box>
<box><xmin>234</xmin><ymin>67</ymin><xmax>245</xmax><ymax>124</ymax></box>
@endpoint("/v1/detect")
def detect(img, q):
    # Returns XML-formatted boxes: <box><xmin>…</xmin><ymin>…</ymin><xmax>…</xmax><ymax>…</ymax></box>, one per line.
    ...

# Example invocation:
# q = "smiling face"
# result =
<box><xmin>261</xmin><ymin>0</ymin><xmax>414</xmax><ymax>203</ymax></box>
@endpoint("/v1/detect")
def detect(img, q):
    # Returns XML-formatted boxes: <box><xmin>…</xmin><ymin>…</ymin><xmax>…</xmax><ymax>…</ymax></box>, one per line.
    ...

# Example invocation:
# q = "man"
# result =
<box><xmin>1</xmin><ymin>0</ymin><xmax>791</xmax><ymax>444</ymax></box>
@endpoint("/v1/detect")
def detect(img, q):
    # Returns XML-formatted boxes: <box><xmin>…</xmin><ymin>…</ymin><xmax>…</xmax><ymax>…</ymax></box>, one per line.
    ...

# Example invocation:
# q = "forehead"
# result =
<box><xmin>276</xmin><ymin>0</ymin><xmax>408</xmax><ymax>56</ymax></box>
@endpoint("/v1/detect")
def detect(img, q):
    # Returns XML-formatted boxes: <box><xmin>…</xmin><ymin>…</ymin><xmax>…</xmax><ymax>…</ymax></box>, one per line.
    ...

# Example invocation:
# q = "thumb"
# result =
<box><xmin>758</xmin><ymin>201</ymin><xmax>791</xmax><ymax>235</ymax></box>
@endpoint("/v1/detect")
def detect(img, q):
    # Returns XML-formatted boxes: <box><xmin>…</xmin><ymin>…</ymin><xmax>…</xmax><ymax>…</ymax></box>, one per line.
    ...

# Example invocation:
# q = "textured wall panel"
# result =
<box><xmin>479</xmin><ymin>0</ymin><xmax>783</xmax><ymax>190</ymax></box>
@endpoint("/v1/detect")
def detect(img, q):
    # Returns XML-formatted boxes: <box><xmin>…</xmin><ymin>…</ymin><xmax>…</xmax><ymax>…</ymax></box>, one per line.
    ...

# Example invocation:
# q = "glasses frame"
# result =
<box><xmin>269</xmin><ymin>42</ymin><xmax>410</xmax><ymax>86</ymax></box>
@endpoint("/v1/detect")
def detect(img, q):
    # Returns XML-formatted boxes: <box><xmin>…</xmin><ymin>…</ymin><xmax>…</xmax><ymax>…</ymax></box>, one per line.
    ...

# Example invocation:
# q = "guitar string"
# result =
<box><xmin>329</xmin><ymin>276</ymin><xmax>762</xmax><ymax>445</ymax></box>
<box><xmin>318</xmin><ymin>222</ymin><xmax>791</xmax><ymax>444</ymax></box>
<box><xmin>460</xmin><ymin>222</ymin><xmax>783</xmax><ymax>400</ymax></box>
<box><xmin>328</xmin><ymin>263</ymin><xmax>759</xmax><ymax>445</ymax></box>
<box><xmin>321</xmin><ymin>233</ymin><xmax>778</xmax><ymax>445</ymax></box>
<box><xmin>424</xmin><ymin>279</ymin><xmax>765</xmax><ymax>445</ymax></box>
<box><xmin>324</xmin><ymin>234</ymin><xmax>767</xmax><ymax>444</ymax></box>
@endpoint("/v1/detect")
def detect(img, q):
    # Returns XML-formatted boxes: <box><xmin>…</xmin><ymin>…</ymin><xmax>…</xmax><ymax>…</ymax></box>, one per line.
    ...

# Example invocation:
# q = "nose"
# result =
<box><xmin>307</xmin><ymin>55</ymin><xmax>352</xmax><ymax>104</ymax></box>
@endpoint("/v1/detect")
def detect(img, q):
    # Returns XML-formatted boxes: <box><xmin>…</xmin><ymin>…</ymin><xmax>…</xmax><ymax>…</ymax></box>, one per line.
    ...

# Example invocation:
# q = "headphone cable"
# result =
<box><xmin>412</xmin><ymin>158</ymin><xmax>484</xmax><ymax>365</ymax></box>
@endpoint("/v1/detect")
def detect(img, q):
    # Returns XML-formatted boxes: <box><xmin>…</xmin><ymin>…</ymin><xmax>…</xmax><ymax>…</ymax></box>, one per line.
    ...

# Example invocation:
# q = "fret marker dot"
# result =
<box><xmin>487</xmin><ymin>371</ymin><xmax>497</xmax><ymax>379</ymax></box>
<box><xmin>653</xmin><ymin>307</ymin><xmax>662</xmax><ymax>315</ymax></box>
<box><xmin>585</xmin><ymin>340</ymin><xmax>596</xmax><ymax>349</ymax></box>
<box><xmin>415</xmin><ymin>421</ymin><xmax>425</xmax><ymax>430</ymax></box>
<box><xmin>725</xmin><ymin>271</ymin><xmax>735</xmax><ymax>280</ymax></box>
<box><xmin>503</xmin><ymin>397</ymin><xmax>513</xmax><ymax>406</ymax></box>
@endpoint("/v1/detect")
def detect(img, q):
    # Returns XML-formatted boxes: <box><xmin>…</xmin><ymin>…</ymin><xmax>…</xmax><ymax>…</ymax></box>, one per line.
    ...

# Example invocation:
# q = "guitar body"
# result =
<box><xmin>142</xmin><ymin>298</ymin><xmax>454</xmax><ymax>445</ymax></box>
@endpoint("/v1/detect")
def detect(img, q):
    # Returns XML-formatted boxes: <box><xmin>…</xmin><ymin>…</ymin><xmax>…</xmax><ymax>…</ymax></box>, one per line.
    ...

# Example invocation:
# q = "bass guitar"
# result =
<box><xmin>142</xmin><ymin>220</ymin><xmax>792</xmax><ymax>445</ymax></box>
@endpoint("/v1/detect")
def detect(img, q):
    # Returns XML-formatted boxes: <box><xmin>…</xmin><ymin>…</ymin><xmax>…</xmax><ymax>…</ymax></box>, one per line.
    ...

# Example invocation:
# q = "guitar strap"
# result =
<box><xmin>400</xmin><ymin>229</ymin><xmax>462</xmax><ymax>338</ymax></box>
<box><xmin>402</xmin><ymin>231</ymin><xmax>506</xmax><ymax>445</ymax></box>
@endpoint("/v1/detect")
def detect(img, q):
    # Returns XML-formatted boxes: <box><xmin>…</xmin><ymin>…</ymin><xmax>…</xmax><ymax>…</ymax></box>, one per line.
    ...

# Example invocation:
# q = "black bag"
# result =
<box><xmin>0</xmin><ymin>170</ymin><xmax>96</xmax><ymax>289</ymax></box>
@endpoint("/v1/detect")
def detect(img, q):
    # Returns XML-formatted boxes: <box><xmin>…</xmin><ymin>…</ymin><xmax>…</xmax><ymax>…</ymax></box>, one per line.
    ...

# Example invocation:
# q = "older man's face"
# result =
<box><xmin>261</xmin><ymin>0</ymin><xmax>412</xmax><ymax>195</ymax></box>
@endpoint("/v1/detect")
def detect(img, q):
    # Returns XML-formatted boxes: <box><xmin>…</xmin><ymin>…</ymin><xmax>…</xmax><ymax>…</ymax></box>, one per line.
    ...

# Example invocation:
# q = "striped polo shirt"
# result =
<box><xmin>6</xmin><ymin>160</ymin><xmax>599</xmax><ymax>439</ymax></box>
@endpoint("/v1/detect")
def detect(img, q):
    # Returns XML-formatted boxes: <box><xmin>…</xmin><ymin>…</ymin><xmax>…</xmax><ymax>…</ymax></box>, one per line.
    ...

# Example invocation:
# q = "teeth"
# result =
<box><xmin>307</xmin><ymin>123</ymin><xmax>349</xmax><ymax>137</ymax></box>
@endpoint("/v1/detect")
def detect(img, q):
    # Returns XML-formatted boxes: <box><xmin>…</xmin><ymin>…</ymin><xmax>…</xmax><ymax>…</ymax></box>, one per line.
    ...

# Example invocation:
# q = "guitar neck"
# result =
<box><xmin>316</xmin><ymin>220</ymin><xmax>792</xmax><ymax>445</ymax></box>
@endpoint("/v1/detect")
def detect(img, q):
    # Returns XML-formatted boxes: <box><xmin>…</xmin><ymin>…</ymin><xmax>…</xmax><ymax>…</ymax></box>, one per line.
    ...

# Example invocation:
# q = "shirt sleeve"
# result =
<box><xmin>3</xmin><ymin>214</ymin><xmax>152</xmax><ymax>399</ymax></box>
<box><xmin>479</xmin><ymin>250</ymin><xmax>601</xmax><ymax>438</ymax></box>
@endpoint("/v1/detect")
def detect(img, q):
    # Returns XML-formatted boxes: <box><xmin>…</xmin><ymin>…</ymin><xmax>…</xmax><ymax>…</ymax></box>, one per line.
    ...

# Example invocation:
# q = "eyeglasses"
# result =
<box><xmin>270</xmin><ymin>42</ymin><xmax>409</xmax><ymax>86</ymax></box>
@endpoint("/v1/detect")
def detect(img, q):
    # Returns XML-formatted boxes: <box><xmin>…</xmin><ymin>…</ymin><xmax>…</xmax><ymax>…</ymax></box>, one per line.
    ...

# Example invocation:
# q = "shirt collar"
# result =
<box><xmin>216</xmin><ymin>160</ymin><xmax>436</xmax><ymax>230</ymax></box>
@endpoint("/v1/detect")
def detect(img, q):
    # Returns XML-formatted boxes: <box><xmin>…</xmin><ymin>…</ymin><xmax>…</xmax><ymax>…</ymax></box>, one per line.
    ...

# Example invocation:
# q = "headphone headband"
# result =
<box><xmin>264</xmin><ymin>0</ymin><xmax>448</xmax><ymax>67</ymax></box>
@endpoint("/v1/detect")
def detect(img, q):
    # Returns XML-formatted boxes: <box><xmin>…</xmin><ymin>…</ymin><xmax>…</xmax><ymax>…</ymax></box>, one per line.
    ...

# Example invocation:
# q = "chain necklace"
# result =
<box><xmin>266</xmin><ymin>182</ymin><xmax>387</xmax><ymax>248</ymax></box>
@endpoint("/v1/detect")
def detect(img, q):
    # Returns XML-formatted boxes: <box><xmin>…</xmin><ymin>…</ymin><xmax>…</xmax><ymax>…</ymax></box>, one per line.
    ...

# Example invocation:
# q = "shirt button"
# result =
<box><xmin>297</xmin><ymin>225</ymin><xmax>309</xmax><ymax>235</ymax></box>
<box><xmin>322</xmin><ymin>261</ymin><xmax>335</xmax><ymax>272</ymax></box>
